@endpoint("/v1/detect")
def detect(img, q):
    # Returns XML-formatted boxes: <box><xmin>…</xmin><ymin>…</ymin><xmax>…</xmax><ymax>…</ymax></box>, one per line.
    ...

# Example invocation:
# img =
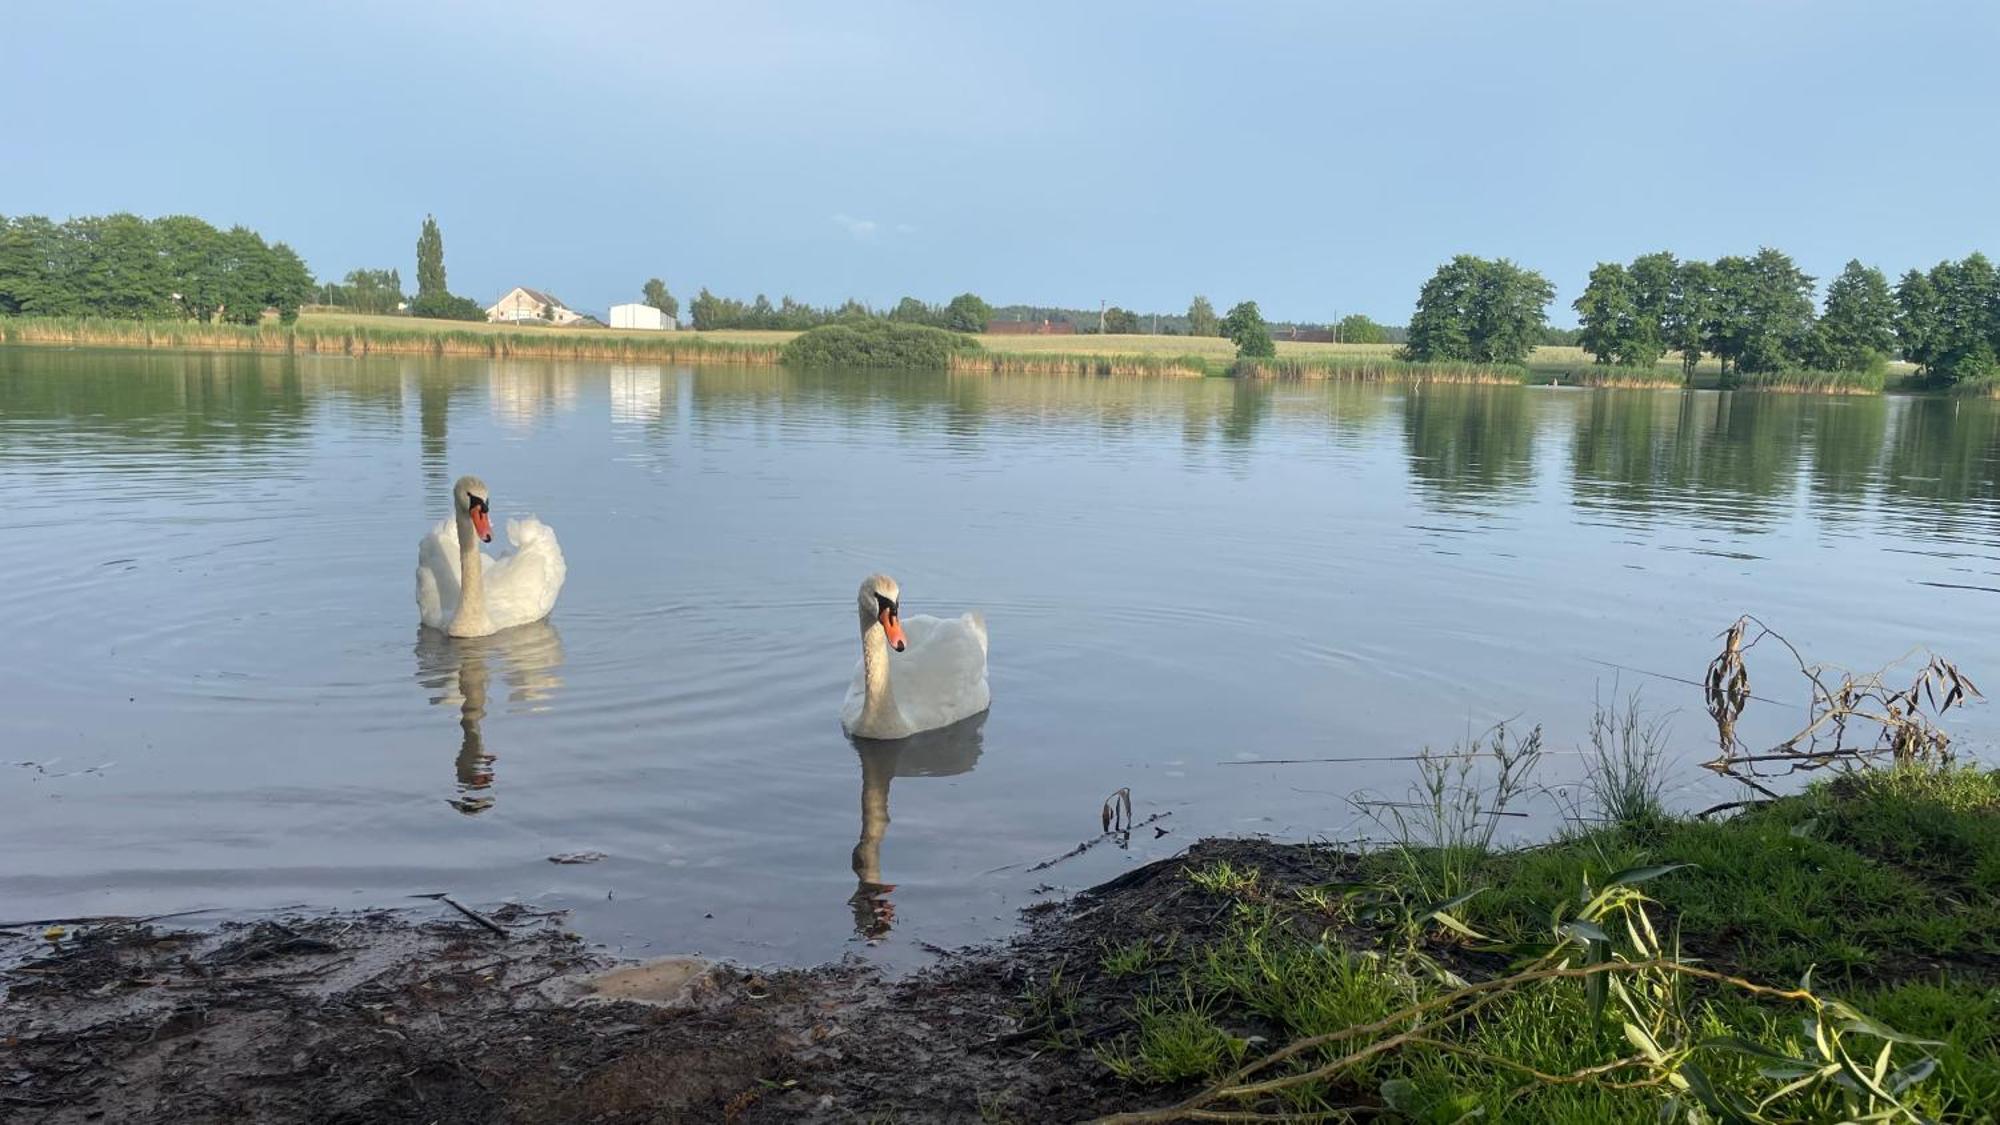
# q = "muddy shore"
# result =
<box><xmin>2</xmin><ymin>838</ymin><xmax>1291</xmax><ymax>1124</ymax></box>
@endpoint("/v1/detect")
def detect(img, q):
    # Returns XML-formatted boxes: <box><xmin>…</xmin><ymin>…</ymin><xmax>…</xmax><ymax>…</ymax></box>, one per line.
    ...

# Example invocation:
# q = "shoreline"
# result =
<box><xmin>6</xmin><ymin>769</ymin><xmax>1995</xmax><ymax>1123</ymax></box>
<box><xmin>4</xmin><ymin>315</ymin><xmax>1964</xmax><ymax>394</ymax></box>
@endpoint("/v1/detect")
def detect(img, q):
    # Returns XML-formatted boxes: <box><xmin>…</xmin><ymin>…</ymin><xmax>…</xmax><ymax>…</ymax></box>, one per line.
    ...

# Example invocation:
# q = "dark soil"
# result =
<box><xmin>0</xmin><ymin>838</ymin><xmax>1330</xmax><ymax>1125</ymax></box>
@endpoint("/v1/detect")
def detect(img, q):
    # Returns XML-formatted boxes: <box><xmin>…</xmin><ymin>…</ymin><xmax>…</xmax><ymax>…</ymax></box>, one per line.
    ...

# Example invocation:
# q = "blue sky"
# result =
<box><xmin>6</xmin><ymin>1</ymin><xmax>1996</xmax><ymax>324</ymax></box>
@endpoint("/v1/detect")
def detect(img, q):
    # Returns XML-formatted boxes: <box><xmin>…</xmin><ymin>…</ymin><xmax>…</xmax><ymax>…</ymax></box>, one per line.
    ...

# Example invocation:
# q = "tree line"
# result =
<box><xmin>0</xmin><ymin>213</ymin><xmax>314</xmax><ymax>324</ymax></box>
<box><xmin>685</xmin><ymin>289</ymin><xmax>994</xmax><ymax>333</ymax></box>
<box><xmin>1571</xmin><ymin>249</ymin><xmax>1998</xmax><ymax>385</ymax></box>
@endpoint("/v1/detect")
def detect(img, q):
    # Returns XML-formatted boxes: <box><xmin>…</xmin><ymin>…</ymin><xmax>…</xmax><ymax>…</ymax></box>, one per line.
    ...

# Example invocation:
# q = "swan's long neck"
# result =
<box><xmin>858</xmin><ymin>621</ymin><xmax>899</xmax><ymax>732</ymax></box>
<box><xmin>852</xmin><ymin>746</ymin><xmax>893</xmax><ymax>886</ymax></box>
<box><xmin>450</xmin><ymin>508</ymin><xmax>489</xmax><ymax>636</ymax></box>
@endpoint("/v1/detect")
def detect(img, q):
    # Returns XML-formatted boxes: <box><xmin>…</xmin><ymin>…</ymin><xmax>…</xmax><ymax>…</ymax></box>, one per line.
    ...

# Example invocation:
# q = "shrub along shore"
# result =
<box><xmin>2</xmin><ymin>314</ymin><xmax>1988</xmax><ymax>394</ymax></box>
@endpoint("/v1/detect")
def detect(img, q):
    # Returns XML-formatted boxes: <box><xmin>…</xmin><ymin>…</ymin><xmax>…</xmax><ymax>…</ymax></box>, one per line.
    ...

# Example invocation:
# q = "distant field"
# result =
<box><xmin>288</xmin><ymin>314</ymin><xmax>1918</xmax><ymax>381</ymax></box>
<box><xmin>293</xmin><ymin>314</ymin><xmax>1403</xmax><ymax>359</ymax></box>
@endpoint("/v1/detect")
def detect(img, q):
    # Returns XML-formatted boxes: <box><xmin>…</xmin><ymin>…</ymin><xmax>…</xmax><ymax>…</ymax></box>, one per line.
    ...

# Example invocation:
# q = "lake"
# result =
<box><xmin>1</xmin><ymin>348</ymin><xmax>1994</xmax><ymax>965</ymax></box>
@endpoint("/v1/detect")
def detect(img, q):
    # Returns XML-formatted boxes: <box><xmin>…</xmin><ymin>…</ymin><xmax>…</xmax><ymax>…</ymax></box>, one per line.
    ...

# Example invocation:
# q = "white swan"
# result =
<box><xmin>415</xmin><ymin>475</ymin><xmax>566</xmax><ymax>638</ymax></box>
<box><xmin>841</xmin><ymin>574</ymin><xmax>990</xmax><ymax>740</ymax></box>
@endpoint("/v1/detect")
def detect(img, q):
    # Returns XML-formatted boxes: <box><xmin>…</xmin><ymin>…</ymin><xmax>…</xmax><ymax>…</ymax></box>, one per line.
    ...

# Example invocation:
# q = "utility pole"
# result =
<box><xmin>1098</xmin><ymin>300</ymin><xmax>1107</xmax><ymax>335</ymax></box>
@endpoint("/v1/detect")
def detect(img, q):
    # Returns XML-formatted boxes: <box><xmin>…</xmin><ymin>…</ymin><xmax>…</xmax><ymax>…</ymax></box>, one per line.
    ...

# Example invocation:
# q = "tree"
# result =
<box><xmin>1187</xmin><ymin>295</ymin><xmax>1218</xmax><ymax>337</ymax></box>
<box><xmin>942</xmin><ymin>292</ymin><xmax>992</xmax><ymax>333</ymax></box>
<box><xmin>333</xmin><ymin>268</ymin><xmax>405</xmax><ymax>314</ymax></box>
<box><xmin>1403</xmin><ymin>257</ymin><xmax>1479</xmax><ymax>362</ymax></box>
<box><xmin>1407</xmin><ymin>256</ymin><xmax>1552</xmax><ymax>365</ymax></box>
<box><xmin>1893</xmin><ymin>268</ymin><xmax>1941</xmax><ymax>374</ymax></box>
<box><xmin>889</xmin><ymin>296</ymin><xmax>936</xmax><ymax>324</ymax></box>
<box><xmin>1623</xmin><ymin>251</ymin><xmax>1677</xmax><ymax>367</ymax></box>
<box><xmin>642</xmin><ymin>277</ymin><xmax>678</xmax><ymax>321</ymax></box>
<box><xmin>1574</xmin><ymin>262</ymin><xmax>1635</xmax><ymax>365</ymax></box>
<box><xmin>1334</xmin><ymin>313</ymin><xmax>1386</xmax><ymax>344</ymax></box>
<box><xmin>415</xmin><ymin>214</ymin><xmax>446</xmax><ymax>300</ymax></box>
<box><xmin>1810</xmin><ymin>260</ymin><xmax>1896</xmax><ymax>372</ymax></box>
<box><xmin>1736</xmin><ymin>249</ymin><xmax>1816</xmax><ymax>374</ymax></box>
<box><xmin>1914</xmin><ymin>254</ymin><xmax>1999</xmax><ymax>384</ymax></box>
<box><xmin>263</xmin><ymin>242</ymin><xmax>314</xmax><ymax>324</ymax></box>
<box><xmin>408</xmin><ymin>292</ymin><xmax>486</xmax><ymax>321</ymax></box>
<box><xmin>1664</xmin><ymin>260</ymin><xmax>1719</xmax><ymax>382</ymax></box>
<box><xmin>1222</xmin><ymin>300</ymin><xmax>1276</xmax><ymax>358</ymax></box>
<box><xmin>1102</xmin><ymin>306</ymin><xmax>1141</xmax><ymax>334</ymax></box>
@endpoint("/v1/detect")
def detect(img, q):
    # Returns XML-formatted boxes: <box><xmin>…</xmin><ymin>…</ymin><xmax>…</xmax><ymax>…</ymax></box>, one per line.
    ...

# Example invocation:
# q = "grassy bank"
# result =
<box><xmin>1040</xmin><ymin>765</ymin><xmax>1999</xmax><ymax>1124</ymax></box>
<box><xmin>0</xmin><ymin>313</ymin><xmax>784</xmax><ymax>364</ymax></box>
<box><xmin>1230</xmin><ymin>354</ymin><xmax>1530</xmax><ymax>384</ymax></box>
<box><xmin>0</xmin><ymin>313</ymin><xmax>1947</xmax><ymax>395</ymax></box>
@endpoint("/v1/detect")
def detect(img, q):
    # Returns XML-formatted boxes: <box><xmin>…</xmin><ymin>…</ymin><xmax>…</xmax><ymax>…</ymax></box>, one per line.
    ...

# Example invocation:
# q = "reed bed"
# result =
<box><xmin>0</xmin><ymin>315</ymin><xmax>783</xmax><ymax>364</ymax></box>
<box><xmin>1732</xmin><ymin>368</ymin><xmax>1886</xmax><ymax>395</ymax></box>
<box><xmin>953</xmin><ymin>350</ymin><xmax>1219</xmax><ymax>378</ymax></box>
<box><xmin>1229</xmin><ymin>354</ymin><xmax>1529</xmax><ymax>384</ymax></box>
<box><xmin>1564</xmin><ymin>365</ymin><xmax>1686</xmax><ymax>390</ymax></box>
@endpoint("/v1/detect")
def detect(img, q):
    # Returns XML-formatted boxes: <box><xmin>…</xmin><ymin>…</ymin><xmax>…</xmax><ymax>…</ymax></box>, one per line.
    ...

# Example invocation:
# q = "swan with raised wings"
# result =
<box><xmin>841</xmin><ymin>574</ymin><xmax>989</xmax><ymax>740</ymax></box>
<box><xmin>416</xmin><ymin>475</ymin><xmax>566</xmax><ymax>638</ymax></box>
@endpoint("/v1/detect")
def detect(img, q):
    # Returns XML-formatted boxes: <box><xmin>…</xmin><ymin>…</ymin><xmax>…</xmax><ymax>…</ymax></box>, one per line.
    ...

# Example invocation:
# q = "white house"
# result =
<box><xmin>609</xmin><ymin>303</ymin><xmax>674</xmax><ymax>331</ymax></box>
<box><xmin>487</xmin><ymin>286</ymin><xmax>585</xmax><ymax>326</ymax></box>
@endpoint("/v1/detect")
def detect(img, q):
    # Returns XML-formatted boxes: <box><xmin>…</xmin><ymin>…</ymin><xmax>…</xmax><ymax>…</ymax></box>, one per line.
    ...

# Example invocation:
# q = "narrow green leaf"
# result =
<box><xmin>1604</xmin><ymin>863</ymin><xmax>1694</xmax><ymax>887</ymax></box>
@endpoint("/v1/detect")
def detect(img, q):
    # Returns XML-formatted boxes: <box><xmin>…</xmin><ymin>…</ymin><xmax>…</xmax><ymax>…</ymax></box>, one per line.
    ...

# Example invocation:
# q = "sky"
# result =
<box><xmin>6</xmin><ymin>0</ymin><xmax>1998</xmax><ymax>325</ymax></box>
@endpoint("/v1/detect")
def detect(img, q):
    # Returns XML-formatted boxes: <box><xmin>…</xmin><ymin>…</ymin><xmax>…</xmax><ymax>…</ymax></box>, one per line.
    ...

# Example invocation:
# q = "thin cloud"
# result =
<box><xmin>832</xmin><ymin>214</ymin><xmax>879</xmax><ymax>239</ymax></box>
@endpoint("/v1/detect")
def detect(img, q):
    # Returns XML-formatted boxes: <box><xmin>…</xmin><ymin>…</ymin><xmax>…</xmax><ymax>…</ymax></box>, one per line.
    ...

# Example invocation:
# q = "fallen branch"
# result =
<box><xmin>1024</xmin><ymin>812</ymin><xmax>1172</xmax><ymax>874</ymax></box>
<box><xmin>409</xmin><ymin>894</ymin><xmax>507</xmax><ymax>938</ymax></box>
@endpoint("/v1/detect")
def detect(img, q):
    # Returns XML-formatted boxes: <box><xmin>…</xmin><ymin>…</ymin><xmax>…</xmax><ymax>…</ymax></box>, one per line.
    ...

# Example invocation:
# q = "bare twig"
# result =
<box><xmin>409</xmin><ymin>894</ymin><xmax>507</xmax><ymax>938</ymax></box>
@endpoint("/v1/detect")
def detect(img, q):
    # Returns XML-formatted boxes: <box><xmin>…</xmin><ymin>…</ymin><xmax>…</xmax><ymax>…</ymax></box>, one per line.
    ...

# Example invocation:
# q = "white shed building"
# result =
<box><xmin>610</xmin><ymin>303</ymin><xmax>674</xmax><ymax>331</ymax></box>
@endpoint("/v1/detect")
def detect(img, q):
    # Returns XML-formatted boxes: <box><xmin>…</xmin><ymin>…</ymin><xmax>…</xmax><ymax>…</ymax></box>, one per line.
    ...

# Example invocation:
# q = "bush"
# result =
<box><xmin>779</xmin><ymin>320</ymin><xmax>979</xmax><ymax>370</ymax></box>
<box><xmin>408</xmin><ymin>293</ymin><xmax>487</xmax><ymax>322</ymax></box>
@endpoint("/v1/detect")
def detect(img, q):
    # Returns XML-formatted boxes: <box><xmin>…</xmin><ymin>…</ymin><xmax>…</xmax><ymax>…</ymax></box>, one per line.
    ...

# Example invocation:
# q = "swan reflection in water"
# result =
<box><xmin>413</xmin><ymin>621</ymin><xmax>566</xmax><ymax>814</ymax></box>
<box><xmin>849</xmin><ymin>712</ymin><xmax>985</xmax><ymax>940</ymax></box>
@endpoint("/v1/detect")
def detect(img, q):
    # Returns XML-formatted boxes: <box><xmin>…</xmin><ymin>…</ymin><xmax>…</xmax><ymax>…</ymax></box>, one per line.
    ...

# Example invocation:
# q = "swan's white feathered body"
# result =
<box><xmin>842</xmin><ymin>582</ymin><xmax>990</xmax><ymax>741</ymax></box>
<box><xmin>415</xmin><ymin>476</ymin><xmax>566</xmax><ymax>637</ymax></box>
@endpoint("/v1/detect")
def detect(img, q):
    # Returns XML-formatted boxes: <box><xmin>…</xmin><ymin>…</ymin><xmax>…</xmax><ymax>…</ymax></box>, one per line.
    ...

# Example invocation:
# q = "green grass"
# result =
<box><xmin>1733</xmin><ymin>367</ymin><xmax>1888</xmax><ymax>394</ymax></box>
<box><xmin>1464</xmin><ymin>767</ymin><xmax>2000</xmax><ymax>983</ymax></box>
<box><xmin>1229</xmin><ymin>353</ymin><xmax>1530</xmax><ymax>384</ymax></box>
<box><xmin>1083</xmin><ymin>767</ymin><xmax>1999</xmax><ymax>1122</ymax></box>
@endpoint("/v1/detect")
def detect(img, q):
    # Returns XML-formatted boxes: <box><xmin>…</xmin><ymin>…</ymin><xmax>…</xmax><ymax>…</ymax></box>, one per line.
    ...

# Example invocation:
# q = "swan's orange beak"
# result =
<box><xmin>879</xmin><ymin>607</ymin><xmax>906</xmax><ymax>652</ymax></box>
<box><xmin>469</xmin><ymin>504</ymin><xmax>492</xmax><ymax>543</ymax></box>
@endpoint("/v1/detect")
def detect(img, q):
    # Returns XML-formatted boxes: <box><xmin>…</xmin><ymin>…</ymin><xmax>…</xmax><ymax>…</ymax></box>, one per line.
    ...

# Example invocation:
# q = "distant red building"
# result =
<box><xmin>985</xmin><ymin>318</ymin><xmax>1077</xmax><ymax>336</ymax></box>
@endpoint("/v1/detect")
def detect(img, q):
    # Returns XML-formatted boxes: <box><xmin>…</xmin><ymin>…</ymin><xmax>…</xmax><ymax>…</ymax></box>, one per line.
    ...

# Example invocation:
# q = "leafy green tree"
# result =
<box><xmin>333</xmin><ymin>268</ymin><xmax>405</xmax><ymax>314</ymax></box>
<box><xmin>642</xmin><ymin>277</ymin><xmax>678</xmax><ymax>320</ymax></box>
<box><xmin>408</xmin><ymin>292</ymin><xmax>485</xmax><ymax>321</ymax></box>
<box><xmin>942</xmin><ymin>292</ymin><xmax>992</xmax><ymax>333</ymax></box>
<box><xmin>1703</xmin><ymin>249</ymin><xmax>1814</xmax><ymax>375</ymax></box>
<box><xmin>1915</xmin><ymin>254</ymin><xmax>1999</xmax><ymax>384</ymax></box>
<box><xmin>1187</xmin><ymin>295</ymin><xmax>1218</xmax><ymax>337</ymax></box>
<box><xmin>415</xmin><ymin>215</ymin><xmax>446</xmax><ymax>300</ymax></box>
<box><xmin>1404</xmin><ymin>256</ymin><xmax>1552</xmax><ymax>365</ymax></box>
<box><xmin>1222</xmin><ymin>300</ymin><xmax>1276</xmax><ymax>358</ymax></box>
<box><xmin>1664</xmin><ymin>260</ymin><xmax>1718</xmax><ymax>381</ymax></box>
<box><xmin>1574</xmin><ymin>262</ymin><xmax>1636</xmax><ymax>365</ymax></box>
<box><xmin>1810</xmin><ymin>260</ymin><xmax>1896</xmax><ymax>372</ymax></box>
<box><xmin>263</xmin><ymin>242</ymin><xmax>313</xmax><ymax>324</ymax></box>
<box><xmin>1102</xmin><ymin>306</ymin><xmax>1141</xmax><ymax>334</ymax></box>
<box><xmin>1469</xmin><ymin>258</ymin><xmax>1556</xmax><ymax>365</ymax></box>
<box><xmin>1404</xmin><ymin>258</ymin><xmax>1479</xmax><ymax>361</ymax></box>
<box><xmin>889</xmin><ymin>296</ymin><xmax>934</xmax><ymax>324</ymax></box>
<box><xmin>1893</xmin><ymin>268</ymin><xmax>1941</xmax><ymax>373</ymax></box>
<box><xmin>156</xmin><ymin>215</ymin><xmax>227</xmax><ymax>322</ymax></box>
<box><xmin>1334</xmin><ymin>313</ymin><xmax>1386</xmax><ymax>344</ymax></box>
<box><xmin>1623</xmin><ymin>251</ymin><xmax>1677</xmax><ymax>367</ymax></box>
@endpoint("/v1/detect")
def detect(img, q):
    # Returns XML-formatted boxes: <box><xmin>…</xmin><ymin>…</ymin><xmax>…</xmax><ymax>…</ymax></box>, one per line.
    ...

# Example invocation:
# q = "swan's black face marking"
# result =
<box><xmin>874</xmin><ymin>592</ymin><xmax>905</xmax><ymax>651</ymax></box>
<box><xmin>467</xmin><ymin>496</ymin><xmax>489</xmax><ymax>514</ymax></box>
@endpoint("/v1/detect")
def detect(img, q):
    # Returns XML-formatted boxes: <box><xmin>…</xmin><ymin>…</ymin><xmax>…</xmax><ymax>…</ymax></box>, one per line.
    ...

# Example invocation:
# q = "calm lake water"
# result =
<box><xmin>2</xmin><ymin>348</ymin><xmax>1995</xmax><ymax>965</ymax></box>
